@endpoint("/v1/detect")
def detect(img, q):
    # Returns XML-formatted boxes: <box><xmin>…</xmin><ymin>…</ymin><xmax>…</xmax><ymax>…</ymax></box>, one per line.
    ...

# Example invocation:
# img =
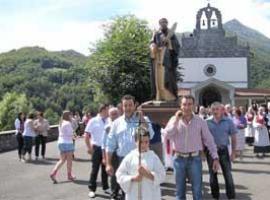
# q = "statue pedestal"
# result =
<box><xmin>140</xmin><ymin>100</ymin><xmax>179</xmax><ymax>127</ymax></box>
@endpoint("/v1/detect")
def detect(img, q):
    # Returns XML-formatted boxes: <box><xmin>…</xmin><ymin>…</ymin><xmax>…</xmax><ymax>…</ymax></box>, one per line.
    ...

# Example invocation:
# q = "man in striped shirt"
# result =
<box><xmin>164</xmin><ymin>95</ymin><xmax>219</xmax><ymax>200</ymax></box>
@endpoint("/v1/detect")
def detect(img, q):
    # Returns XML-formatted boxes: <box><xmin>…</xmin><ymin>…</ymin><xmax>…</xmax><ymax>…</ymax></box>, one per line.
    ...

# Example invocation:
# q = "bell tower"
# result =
<box><xmin>196</xmin><ymin>3</ymin><xmax>223</xmax><ymax>31</ymax></box>
<box><xmin>179</xmin><ymin>2</ymin><xmax>250</xmax><ymax>106</ymax></box>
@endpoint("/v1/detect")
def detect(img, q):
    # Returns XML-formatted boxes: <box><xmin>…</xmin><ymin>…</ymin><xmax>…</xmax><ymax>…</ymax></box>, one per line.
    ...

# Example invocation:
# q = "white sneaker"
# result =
<box><xmin>103</xmin><ymin>189</ymin><xmax>111</xmax><ymax>194</ymax></box>
<box><xmin>88</xmin><ymin>191</ymin><xmax>95</xmax><ymax>198</ymax></box>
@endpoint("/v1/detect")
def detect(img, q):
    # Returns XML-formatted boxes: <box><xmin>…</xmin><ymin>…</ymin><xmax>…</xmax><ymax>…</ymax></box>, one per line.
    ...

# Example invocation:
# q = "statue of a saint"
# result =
<box><xmin>150</xmin><ymin>18</ymin><xmax>180</xmax><ymax>101</ymax></box>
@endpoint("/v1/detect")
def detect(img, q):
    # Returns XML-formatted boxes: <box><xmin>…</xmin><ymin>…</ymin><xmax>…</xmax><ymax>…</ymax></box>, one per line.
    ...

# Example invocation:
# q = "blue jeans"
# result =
<box><xmin>173</xmin><ymin>155</ymin><xmax>202</xmax><ymax>200</ymax></box>
<box><xmin>23</xmin><ymin>136</ymin><xmax>33</xmax><ymax>155</ymax></box>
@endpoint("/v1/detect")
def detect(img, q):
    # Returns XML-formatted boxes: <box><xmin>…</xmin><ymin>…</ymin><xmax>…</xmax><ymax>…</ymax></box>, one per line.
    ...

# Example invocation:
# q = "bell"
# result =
<box><xmin>212</xmin><ymin>19</ymin><xmax>216</xmax><ymax>26</ymax></box>
<box><xmin>202</xmin><ymin>20</ymin><xmax>205</xmax><ymax>26</ymax></box>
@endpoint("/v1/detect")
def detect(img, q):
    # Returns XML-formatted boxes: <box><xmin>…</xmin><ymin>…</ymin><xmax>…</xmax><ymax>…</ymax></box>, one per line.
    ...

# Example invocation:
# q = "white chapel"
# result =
<box><xmin>178</xmin><ymin>3</ymin><xmax>270</xmax><ymax>107</ymax></box>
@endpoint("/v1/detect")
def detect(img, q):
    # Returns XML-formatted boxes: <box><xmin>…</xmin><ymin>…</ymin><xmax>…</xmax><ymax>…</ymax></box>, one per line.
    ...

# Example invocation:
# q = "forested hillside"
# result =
<box><xmin>0</xmin><ymin>47</ymin><xmax>93</xmax><ymax>129</ymax></box>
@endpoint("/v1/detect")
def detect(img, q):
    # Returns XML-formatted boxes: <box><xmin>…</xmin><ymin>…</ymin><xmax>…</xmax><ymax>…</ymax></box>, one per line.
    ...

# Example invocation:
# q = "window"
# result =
<box><xmin>204</xmin><ymin>64</ymin><xmax>216</xmax><ymax>77</ymax></box>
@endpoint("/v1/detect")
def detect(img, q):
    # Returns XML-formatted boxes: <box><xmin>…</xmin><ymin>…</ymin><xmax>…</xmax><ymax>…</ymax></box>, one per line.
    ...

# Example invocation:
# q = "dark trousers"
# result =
<box><xmin>88</xmin><ymin>145</ymin><xmax>109</xmax><ymax>192</ymax></box>
<box><xmin>23</xmin><ymin>136</ymin><xmax>33</xmax><ymax>155</ymax></box>
<box><xmin>206</xmin><ymin>147</ymin><xmax>236</xmax><ymax>199</ymax></box>
<box><xmin>110</xmin><ymin>154</ymin><xmax>124</xmax><ymax>199</ymax></box>
<box><xmin>35</xmin><ymin>135</ymin><xmax>47</xmax><ymax>157</ymax></box>
<box><xmin>150</xmin><ymin>142</ymin><xmax>164</xmax><ymax>164</ymax></box>
<box><xmin>16</xmin><ymin>133</ymin><xmax>24</xmax><ymax>159</ymax></box>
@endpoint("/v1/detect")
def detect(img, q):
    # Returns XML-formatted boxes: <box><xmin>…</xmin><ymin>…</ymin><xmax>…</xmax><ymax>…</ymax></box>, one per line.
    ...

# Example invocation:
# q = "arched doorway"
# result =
<box><xmin>199</xmin><ymin>87</ymin><xmax>222</xmax><ymax>107</ymax></box>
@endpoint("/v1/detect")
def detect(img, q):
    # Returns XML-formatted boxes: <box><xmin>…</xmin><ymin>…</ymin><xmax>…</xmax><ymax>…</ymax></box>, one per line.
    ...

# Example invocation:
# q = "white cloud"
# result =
<box><xmin>133</xmin><ymin>0</ymin><xmax>205</xmax><ymax>32</ymax></box>
<box><xmin>0</xmin><ymin>20</ymin><xmax>105</xmax><ymax>55</ymax></box>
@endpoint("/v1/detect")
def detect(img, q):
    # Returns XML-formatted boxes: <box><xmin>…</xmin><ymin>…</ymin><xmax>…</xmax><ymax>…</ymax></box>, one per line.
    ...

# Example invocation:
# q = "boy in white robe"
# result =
<box><xmin>116</xmin><ymin>127</ymin><xmax>166</xmax><ymax>200</ymax></box>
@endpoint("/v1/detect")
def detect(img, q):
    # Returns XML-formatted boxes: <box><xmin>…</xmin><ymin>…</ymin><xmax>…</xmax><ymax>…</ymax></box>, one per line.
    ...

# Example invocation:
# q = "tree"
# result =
<box><xmin>0</xmin><ymin>92</ymin><xmax>33</xmax><ymax>131</ymax></box>
<box><xmin>0</xmin><ymin>47</ymin><xmax>89</xmax><ymax>128</ymax></box>
<box><xmin>44</xmin><ymin>108</ymin><xmax>59</xmax><ymax>125</ymax></box>
<box><xmin>87</xmin><ymin>15</ymin><xmax>152</xmax><ymax>104</ymax></box>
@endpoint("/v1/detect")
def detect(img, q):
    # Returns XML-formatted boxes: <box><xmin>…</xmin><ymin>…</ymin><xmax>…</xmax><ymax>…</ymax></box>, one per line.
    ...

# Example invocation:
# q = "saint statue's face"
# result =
<box><xmin>159</xmin><ymin>19</ymin><xmax>168</xmax><ymax>31</ymax></box>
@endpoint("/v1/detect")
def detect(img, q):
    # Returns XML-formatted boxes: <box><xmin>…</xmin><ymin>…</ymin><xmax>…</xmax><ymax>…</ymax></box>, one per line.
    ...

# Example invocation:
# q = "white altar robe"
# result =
<box><xmin>116</xmin><ymin>149</ymin><xmax>166</xmax><ymax>200</ymax></box>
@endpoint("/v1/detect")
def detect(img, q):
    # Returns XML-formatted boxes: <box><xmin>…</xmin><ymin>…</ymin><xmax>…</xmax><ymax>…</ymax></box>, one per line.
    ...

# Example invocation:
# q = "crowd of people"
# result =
<box><xmin>14</xmin><ymin>110</ymin><xmax>91</xmax><ymax>163</ymax></box>
<box><xmin>197</xmin><ymin>103</ymin><xmax>270</xmax><ymax>158</ymax></box>
<box><xmin>14</xmin><ymin>111</ymin><xmax>50</xmax><ymax>162</ymax></box>
<box><xmin>14</xmin><ymin>94</ymin><xmax>270</xmax><ymax>200</ymax></box>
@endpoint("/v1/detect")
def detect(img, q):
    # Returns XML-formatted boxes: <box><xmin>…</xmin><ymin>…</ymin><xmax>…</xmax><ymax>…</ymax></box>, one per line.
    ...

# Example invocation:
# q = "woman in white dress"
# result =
<box><xmin>245</xmin><ymin>107</ymin><xmax>255</xmax><ymax>145</ymax></box>
<box><xmin>233</xmin><ymin>109</ymin><xmax>247</xmax><ymax>160</ymax></box>
<box><xmin>253</xmin><ymin>106</ymin><xmax>270</xmax><ymax>157</ymax></box>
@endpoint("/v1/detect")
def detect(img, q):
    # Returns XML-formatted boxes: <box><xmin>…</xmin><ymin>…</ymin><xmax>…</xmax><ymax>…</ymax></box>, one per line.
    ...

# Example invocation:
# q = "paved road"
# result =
<box><xmin>0</xmin><ymin>138</ymin><xmax>269</xmax><ymax>200</ymax></box>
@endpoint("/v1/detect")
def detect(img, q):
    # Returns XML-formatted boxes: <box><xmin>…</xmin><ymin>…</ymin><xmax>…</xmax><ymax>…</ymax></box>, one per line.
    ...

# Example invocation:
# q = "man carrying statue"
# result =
<box><xmin>150</xmin><ymin>18</ymin><xmax>180</xmax><ymax>101</ymax></box>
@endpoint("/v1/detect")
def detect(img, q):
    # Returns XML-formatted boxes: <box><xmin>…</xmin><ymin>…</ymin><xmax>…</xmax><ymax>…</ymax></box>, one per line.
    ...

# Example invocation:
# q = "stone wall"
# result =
<box><xmin>0</xmin><ymin>125</ymin><xmax>59</xmax><ymax>153</ymax></box>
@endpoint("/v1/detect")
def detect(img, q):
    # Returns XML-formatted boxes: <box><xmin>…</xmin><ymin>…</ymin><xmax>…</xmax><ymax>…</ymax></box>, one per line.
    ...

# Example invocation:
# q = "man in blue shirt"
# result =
<box><xmin>206</xmin><ymin>102</ymin><xmax>237</xmax><ymax>200</ymax></box>
<box><xmin>105</xmin><ymin>94</ymin><xmax>154</xmax><ymax>200</ymax></box>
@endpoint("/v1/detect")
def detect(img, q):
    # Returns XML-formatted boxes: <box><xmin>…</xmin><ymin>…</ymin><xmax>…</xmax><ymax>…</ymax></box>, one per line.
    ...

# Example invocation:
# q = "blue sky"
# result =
<box><xmin>1</xmin><ymin>0</ymin><xmax>270</xmax><ymax>55</ymax></box>
<box><xmin>1</xmin><ymin>0</ymin><xmax>137</xmax><ymax>20</ymax></box>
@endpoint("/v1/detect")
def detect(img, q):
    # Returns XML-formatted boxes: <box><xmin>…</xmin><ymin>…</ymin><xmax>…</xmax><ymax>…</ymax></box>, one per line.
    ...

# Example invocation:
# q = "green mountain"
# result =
<box><xmin>223</xmin><ymin>19</ymin><xmax>270</xmax><ymax>87</ymax></box>
<box><xmin>0</xmin><ymin>46</ymin><xmax>92</xmax><ymax>126</ymax></box>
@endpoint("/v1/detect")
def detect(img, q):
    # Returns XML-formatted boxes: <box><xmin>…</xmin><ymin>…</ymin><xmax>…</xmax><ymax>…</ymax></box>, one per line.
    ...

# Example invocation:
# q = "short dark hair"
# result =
<box><xmin>235</xmin><ymin>109</ymin><xmax>242</xmax><ymax>116</ymax></box>
<box><xmin>121</xmin><ymin>94</ymin><xmax>135</xmax><ymax>104</ymax></box>
<box><xmin>159</xmin><ymin>18</ymin><xmax>168</xmax><ymax>24</ymax></box>
<box><xmin>98</xmin><ymin>103</ymin><xmax>109</xmax><ymax>113</ymax></box>
<box><xmin>28</xmin><ymin>112</ymin><xmax>35</xmax><ymax>119</ymax></box>
<box><xmin>37</xmin><ymin>111</ymin><xmax>44</xmax><ymax>117</ymax></box>
<box><xmin>134</xmin><ymin>126</ymin><xmax>150</xmax><ymax>142</ymax></box>
<box><xmin>18</xmin><ymin>112</ymin><xmax>25</xmax><ymax>122</ymax></box>
<box><xmin>18</xmin><ymin>112</ymin><xmax>23</xmax><ymax>118</ymax></box>
<box><xmin>181</xmin><ymin>95</ymin><xmax>195</xmax><ymax>104</ymax></box>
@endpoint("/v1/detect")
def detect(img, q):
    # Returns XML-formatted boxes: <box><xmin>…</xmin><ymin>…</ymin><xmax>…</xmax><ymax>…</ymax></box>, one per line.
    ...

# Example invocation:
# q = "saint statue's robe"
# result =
<box><xmin>116</xmin><ymin>149</ymin><xmax>166</xmax><ymax>200</ymax></box>
<box><xmin>150</xmin><ymin>30</ymin><xmax>180</xmax><ymax>101</ymax></box>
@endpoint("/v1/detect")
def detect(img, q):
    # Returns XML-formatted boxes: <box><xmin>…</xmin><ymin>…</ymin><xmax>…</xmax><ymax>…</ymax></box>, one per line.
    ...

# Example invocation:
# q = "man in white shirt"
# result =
<box><xmin>85</xmin><ymin>104</ymin><xmax>110</xmax><ymax>198</ymax></box>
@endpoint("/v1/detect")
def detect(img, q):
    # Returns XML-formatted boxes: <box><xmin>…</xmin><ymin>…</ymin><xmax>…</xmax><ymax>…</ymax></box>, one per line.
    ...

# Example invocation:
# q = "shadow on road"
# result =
<box><xmin>74</xmin><ymin>158</ymin><xmax>91</xmax><ymax>162</ymax></box>
<box><xmin>95</xmin><ymin>193</ymin><xmax>110</xmax><ymax>199</ymax></box>
<box><xmin>73</xmin><ymin>179</ymin><xmax>89</xmax><ymax>185</ymax></box>
<box><xmin>25</xmin><ymin>160</ymin><xmax>54</xmax><ymax>165</ymax></box>
<box><xmin>203</xmin><ymin>181</ymin><xmax>252</xmax><ymax>199</ymax></box>
<box><xmin>233</xmin><ymin>160</ymin><xmax>269</xmax><ymax>165</ymax></box>
<box><xmin>160</xmin><ymin>181</ymin><xmax>252</xmax><ymax>199</ymax></box>
<box><xmin>45</xmin><ymin>157</ymin><xmax>59</xmax><ymax>161</ymax></box>
<box><xmin>233</xmin><ymin>168</ymin><xmax>270</xmax><ymax>175</ymax></box>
